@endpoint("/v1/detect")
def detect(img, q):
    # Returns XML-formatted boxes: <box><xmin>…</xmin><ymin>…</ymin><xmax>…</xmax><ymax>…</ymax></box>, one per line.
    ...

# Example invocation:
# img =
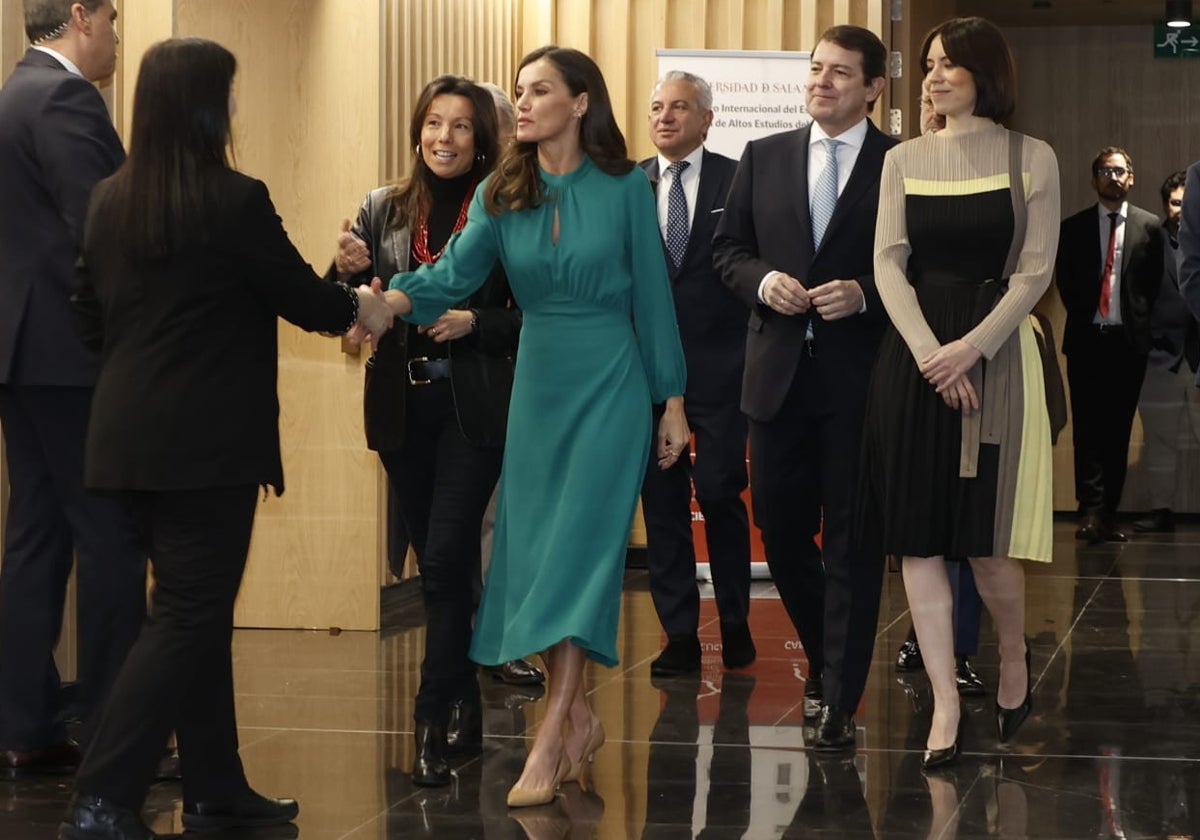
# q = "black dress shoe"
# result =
<box><xmin>996</xmin><ymin>643</ymin><xmax>1033</xmax><ymax>743</ymax></box>
<box><xmin>955</xmin><ymin>656</ymin><xmax>987</xmax><ymax>697</ymax></box>
<box><xmin>1075</xmin><ymin>515</ymin><xmax>1104</xmax><ymax>545</ymax></box>
<box><xmin>650</xmin><ymin>635</ymin><xmax>701</xmax><ymax>677</ymax></box>
<box><xmin>895</xmin><ymin>638</ymin><xmax>924</xmax><ymax>672</ymax></box>
<box><xmin>59</xmin><ymin>794</ymin><xmax>157</xmax><ymax>840</ymax></box>
<box><xmin>1</xmin><ymin>739</ymin><xmax>80</xmax><ymax>779</ymax></box>
<box><xmin>412</xmin><ymin>720</ymin><xmax>451</xmax><ymax>787</ymax></box>
<box><xmin>1101</xmin><ymin>525</ymin><xmax>1128</xmax><ymax>543</ymax></box>
<box><xmin>813</xmin><ymin>706</ymin><xmax>855</xmax><ymax>751</ymax></box>
<box><xmin>719</xmin><ymin>621</ymin><xmax>756</xmax><ymax>670</ymax></box>
<box><xmin>802</xmin><ymin>675</ymin><xmax>823</xmax><ymax>720</ymax></box>
<box><xmin>1133</xmin><ymin>508</ymin><xmax>1174</xmax><ymax>533</ymax></box>
<box><xmin>182</xmin><ymin>790</ymin><xmax>299</xmax><ymax>831</ymax></box>
<box><xmin>445</xmin><ymin>697</ymin><xmax>482</xmax><ymax>756</ymax></box>
<box><xmin>484</xmin><ymin>658</ymin><xmax>545</xmax><ymax>686</ymax></box>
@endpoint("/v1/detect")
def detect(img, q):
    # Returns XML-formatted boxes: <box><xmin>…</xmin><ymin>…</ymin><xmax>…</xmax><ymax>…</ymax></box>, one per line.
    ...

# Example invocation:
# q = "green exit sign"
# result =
<box><xmin>1155</xmin><ymin>22</ymin><xmax>1200</xmax><ymax>58</ymax></box>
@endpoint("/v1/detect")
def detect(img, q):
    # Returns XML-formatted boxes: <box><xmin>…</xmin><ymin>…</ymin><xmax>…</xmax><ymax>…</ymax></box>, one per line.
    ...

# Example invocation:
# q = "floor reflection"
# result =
<box><xmin>4</xmin><ymin>522</ymin><xmax>1200</xmax><ymax>839</ymax></box>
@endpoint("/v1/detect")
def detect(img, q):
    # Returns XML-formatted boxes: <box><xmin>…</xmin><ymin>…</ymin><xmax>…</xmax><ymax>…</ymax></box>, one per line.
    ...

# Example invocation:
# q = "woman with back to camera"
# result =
<box><xmin>860</xmin><ymin>16</ymin><xmax>1060</xmax><ymax>770</ymax></box>
<box><xmin>58</xmin><ymin>38</ymin><xmax>391</xmax><ymax>840</ymax></box>
<box><xmin>364</xmin><ymin>45</ymin><xmax>689</xmax><ymax>807</ymax></box>
<box><xmin>330</xmin><ymin>74</ymin><xmax>530</xmax><ymax>787</ymax></box>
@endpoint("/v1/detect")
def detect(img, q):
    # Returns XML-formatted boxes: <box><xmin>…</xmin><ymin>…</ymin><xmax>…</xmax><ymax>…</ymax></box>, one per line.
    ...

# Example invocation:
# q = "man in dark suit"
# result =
<box><xmin>0</xmin><ymin>0</ymin><xmax>145</xmax><ymax>775</ymax></box>
<box><xmin>638</xmin><ymin>71</ymin><xmax>753</xmax><ymax>677</ymax></box>
<box><xmin>1056</xmin><ymin>147</ymin><xmax>1163</xmax><ymax>544</ymax></box>
<box><xmin>712</xmin><ymin>25</ymin><xmax>895</xmax><ymax>751</ymax></box>
<box><xmin>1133</xmin><ymin>171</ymin><xmax>1200</xmax><ymax>534</ymax></box>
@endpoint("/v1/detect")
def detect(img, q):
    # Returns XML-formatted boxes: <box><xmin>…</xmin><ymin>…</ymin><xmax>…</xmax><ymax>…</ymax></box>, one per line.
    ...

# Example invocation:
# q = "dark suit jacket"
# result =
<box><xmin>74</xmin><ymin>168</ymin><xmax>359</xmax><ymax>494</ymax></box>
<box><xmin>639</xmin><ymin>149</ymin><xmax>745</xmax><ymax>407</ymax></box>
<box><xmin>0</xmin><ymin>49</ymin><xmax>125</xmax><ymax>386</ymax></box>
<box><xmin>712</xmin><ymin>122</ymin><xmax>897</xmax><ymax>422</ymax></box>
<box><xmin>1055</xmin><ymin>202</ymin><xmax>1162</xmax><ymax>356</ymax></box>
<box><xmin>1146</xmin><ymin>229</ymin><xmax>1194</xmax><ymax>372</ymax></box>
<box><xmin>331</xmin><ymin>186</ymin><xmax>520</xmax><ymax>450</ymax></box>
<box><xmin>1175</xmin><ymin>161</ymin><xmax>1200</xmax><ymax>385</ymax></box>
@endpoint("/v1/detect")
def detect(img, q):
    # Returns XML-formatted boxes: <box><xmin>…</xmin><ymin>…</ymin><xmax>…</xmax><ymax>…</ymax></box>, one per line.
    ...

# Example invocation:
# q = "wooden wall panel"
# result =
<box><xmin>382</xmin><ymin>0</ymin><xmax>521</xmax><ymax>181</ymax></box>
<box><xmin>1</xmin><ymin>0</ymin><xmax>24</xmax><ymax>82</ymax></box>
<box><xmin>522</xmin><ymin>0</ymin><xmax>886</xmax><ymax>163</ymax></box>
<box><xmin>1004</xmin><ymin>25</ymin><xmax>1200</xmax><ymax>512</ymax></box>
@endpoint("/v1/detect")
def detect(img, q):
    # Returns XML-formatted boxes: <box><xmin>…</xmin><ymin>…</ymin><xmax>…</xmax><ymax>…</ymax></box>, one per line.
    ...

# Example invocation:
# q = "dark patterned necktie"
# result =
<box><xmin>665</xmin><ymin>160</ymin><xmax>691</xmax><ymax>268</ymax></box>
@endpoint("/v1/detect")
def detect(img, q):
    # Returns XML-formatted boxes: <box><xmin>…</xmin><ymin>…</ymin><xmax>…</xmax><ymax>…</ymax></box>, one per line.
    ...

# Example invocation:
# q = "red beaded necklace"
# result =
<box><xmin>412</xmin><ymin>180</ymin><xmax>476</xmax><ymax>265</ymax></box>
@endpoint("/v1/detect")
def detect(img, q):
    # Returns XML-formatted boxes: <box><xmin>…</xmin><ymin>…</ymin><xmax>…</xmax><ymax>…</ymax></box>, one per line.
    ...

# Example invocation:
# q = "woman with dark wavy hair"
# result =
<box><xmin>330</xmin><ymin>74</ymin><xmax>527</xmax><ymax>788</ymax></box>
<box><xmin>370</xmin><ymin>45</ymin><xmax>688</xmax><ymax>807</ymax></box>
<box><xmin>59</xmin><ymin>38</ymin><xmax>391</xmax><ymax>839</ymax></box>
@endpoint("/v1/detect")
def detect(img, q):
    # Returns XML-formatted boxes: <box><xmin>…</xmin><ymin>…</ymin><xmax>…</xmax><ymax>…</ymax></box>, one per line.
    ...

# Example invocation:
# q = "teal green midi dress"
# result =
<box><xmin>391</xmin><ymin>156</ymin><xmax>687</xmax><ymax>666</ymax></box>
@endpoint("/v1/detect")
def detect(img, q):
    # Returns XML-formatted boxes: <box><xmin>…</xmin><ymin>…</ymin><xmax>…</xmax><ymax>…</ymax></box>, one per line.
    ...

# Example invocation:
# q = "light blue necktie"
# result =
<box><xmin>810</xmin><ymin>138</ymin><xmax>842</xmax><ymax>250</ymax></box>
<box><xmin>665</xmin><ymin>160</ymin><xmax>691</xmax><ymax>268</ymax></box>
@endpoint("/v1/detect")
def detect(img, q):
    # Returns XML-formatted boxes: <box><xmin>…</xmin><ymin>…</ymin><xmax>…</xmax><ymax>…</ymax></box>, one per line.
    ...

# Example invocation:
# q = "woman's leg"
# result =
<box><xmin>967</xmin><ymin>555</ymin><xmax>1028</xmax><ymax>709</ymax></box>
<box><xmin>73</xmin><ymin>486</ymin><xmax>257</xmax><ymax>811</ymax></box>
<box><xmin>510</xmin><ymin>638</ymin><xmax>587</xmax><ymax>795</ymax></box>
<box><xmin>901</xmin><ymin>556</ymin><xmax>958</xmax><ymax>751</ymax></box>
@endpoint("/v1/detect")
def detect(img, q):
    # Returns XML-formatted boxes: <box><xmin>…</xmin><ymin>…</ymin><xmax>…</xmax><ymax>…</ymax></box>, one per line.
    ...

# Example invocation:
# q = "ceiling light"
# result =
<box><xmin>1168</xmin><ymin>0</ymin><xmax>1193</xmax><ymax>28</ymax></box>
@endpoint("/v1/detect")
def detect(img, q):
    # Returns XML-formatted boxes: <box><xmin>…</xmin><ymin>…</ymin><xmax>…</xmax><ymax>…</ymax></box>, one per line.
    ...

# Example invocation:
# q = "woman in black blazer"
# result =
<box><xmin>59</xmin><ymin>39</ymin><xmax>391</xmax><ymax>840</ymax></box>
<box><xmin>331</xmin><ymin>75</ymin><xmax>521</xmax><ymax>787</ymax></box>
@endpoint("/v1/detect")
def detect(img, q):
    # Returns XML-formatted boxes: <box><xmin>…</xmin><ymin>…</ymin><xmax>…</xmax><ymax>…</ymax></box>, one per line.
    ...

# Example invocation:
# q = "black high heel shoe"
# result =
<box><xmin>996</xmin><ymin>642</ymin><xmax>1032</xmax><ymax>743</ymax></box>
<box><xmin>412</xmin><ymin>720</ymin><xmax>451</xmax><ymax>787</ymax></box>
<box><xmin>922</xmin><ymin>712</ymin><xmax>964</xmax><ymax>772</ymax></box>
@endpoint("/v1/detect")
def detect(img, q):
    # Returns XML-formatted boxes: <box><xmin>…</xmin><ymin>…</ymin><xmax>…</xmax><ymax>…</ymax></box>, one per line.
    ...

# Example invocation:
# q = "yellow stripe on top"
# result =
<box><xmin>904</xmin><ymin>172</ymin><xmax>1032</xmax><ymax>197</ymax></box>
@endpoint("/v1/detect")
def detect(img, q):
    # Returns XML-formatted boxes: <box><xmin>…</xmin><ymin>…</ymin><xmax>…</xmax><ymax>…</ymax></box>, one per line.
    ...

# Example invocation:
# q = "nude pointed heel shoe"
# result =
<box><xmin>564</xmin><ymin>720</ymin><xmax>606</xmax><ymax>783</ymax></box>
<box><xmin>507</xmin><ymin>752</ymin><xmax>571</xmax><ymax>808</ymax></box>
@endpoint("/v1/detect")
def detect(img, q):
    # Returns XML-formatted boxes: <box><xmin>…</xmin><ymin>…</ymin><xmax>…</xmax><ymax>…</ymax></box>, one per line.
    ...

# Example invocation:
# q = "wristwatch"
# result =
<box><xmin>468</xmin><ymin>308</ymin><xmax>480</xmax><ymax>333</ymax></box>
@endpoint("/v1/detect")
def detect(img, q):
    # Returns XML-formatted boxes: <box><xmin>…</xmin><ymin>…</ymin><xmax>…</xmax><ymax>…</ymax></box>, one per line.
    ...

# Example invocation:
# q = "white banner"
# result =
<box><xmin>655</xmin><ymin>49</ymin><xmax>812</xmax><ymax>162</ymax></box>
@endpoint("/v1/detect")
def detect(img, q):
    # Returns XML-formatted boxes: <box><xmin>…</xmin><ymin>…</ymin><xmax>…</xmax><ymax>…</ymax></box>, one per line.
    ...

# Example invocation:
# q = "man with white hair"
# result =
<box><xmin>639</xmin><ymin>70</ymin><xmax>755</xmax><ymax>677</ymax></box>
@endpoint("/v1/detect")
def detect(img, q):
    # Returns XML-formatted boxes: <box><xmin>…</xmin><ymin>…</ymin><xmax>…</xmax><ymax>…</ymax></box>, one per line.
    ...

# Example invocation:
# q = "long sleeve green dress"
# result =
<box><xmin>391</xmin><ymin>156</ymin><xmax>687</xmax><ymax>665</ymax></box>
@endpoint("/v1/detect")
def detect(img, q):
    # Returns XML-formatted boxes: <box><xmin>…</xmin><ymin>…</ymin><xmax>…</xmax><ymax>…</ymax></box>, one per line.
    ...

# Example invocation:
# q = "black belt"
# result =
<box><xmin>1090</xmin><ymin>322</ymin><xmax>1124</xmax><ymax>334</ymax></box>
<box><xmin>407</xmin><ymin>357</ymin><xmax>451</xmax><ymax>385</ymax></box>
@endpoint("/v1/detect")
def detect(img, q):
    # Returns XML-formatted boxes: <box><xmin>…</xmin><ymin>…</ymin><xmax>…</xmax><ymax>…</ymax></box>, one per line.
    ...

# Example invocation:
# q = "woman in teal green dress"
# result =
<box><xmin>373</xmin><ymin>46</ymin><xmax>688</xmax><ymax>807</ymax></box>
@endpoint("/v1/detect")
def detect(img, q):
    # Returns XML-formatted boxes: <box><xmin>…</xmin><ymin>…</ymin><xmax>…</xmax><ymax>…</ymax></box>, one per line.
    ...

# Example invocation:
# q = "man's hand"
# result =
<box><xmin>809</xmin><ymin>279</ymin><xmax>864</xmax><ymax>321</ymax></box>
<box><xmin>762</xmin><ymin>272</ymin><xmax>811</xmax><ymax>315</ymax></box>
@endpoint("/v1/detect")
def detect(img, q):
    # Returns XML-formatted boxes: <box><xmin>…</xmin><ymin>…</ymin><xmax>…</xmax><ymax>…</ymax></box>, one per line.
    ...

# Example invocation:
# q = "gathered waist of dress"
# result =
<box><xmin>910</xmin><ymin>270</ymin><xmax>1006</xmax><ymax>290</ymax></box>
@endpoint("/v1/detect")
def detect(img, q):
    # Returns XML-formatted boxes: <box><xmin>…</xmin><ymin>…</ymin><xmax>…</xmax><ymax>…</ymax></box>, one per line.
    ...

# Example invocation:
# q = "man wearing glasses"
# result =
<box><xmin>1056</xmin><ymin>148</ymin><xmax>1163</xmax><ymax>544</ymax></box>
<box><xmin>1134</xmin><ymin>171</ymin><xmax>1200</xmax><ymax>534</ymax></box>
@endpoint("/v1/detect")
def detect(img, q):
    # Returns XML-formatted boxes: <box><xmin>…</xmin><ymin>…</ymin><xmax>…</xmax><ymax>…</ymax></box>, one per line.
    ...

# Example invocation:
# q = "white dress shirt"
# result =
<box><xmin>32</xmin><ymin>45</ymin><xmax>84</xmax><ymax>78</ymax></box>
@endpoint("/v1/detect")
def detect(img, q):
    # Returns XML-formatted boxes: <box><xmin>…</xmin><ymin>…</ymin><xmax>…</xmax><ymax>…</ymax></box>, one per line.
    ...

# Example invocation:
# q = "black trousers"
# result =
<box><xmin>1066</xmin><ymin>330</ymin><xmax>1148</xmax><ymax>521</ymax></box>
<box><xmin>749</xmin><ymin>354</ymin><xmax>883</xmax><ymax>712</ymax></box>
<box><xmin>0</xmin><ymin>385</ymin><xmax>145</xmax><ymax>750</ymax></box>
<box><xmin>640</xmin><ymin>398</ymin><xmax>751</xmax><ymax>639</ymax></box>
<box><xmin>378</xmin><ymin>381</ymin><xmax>502</xmax><ymax>723</ymax></box>
<box><xmin>74</xmin><ymin>485</ymin><xmax>258</xmax><ymax>810</ymax></box>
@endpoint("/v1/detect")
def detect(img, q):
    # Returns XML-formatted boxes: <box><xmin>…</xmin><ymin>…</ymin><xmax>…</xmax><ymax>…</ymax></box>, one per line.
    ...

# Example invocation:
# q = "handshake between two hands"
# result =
<box><xmin>347</xmin><ymin>277</ymin><xmax>392</xmax><ymax>350</ymax></box>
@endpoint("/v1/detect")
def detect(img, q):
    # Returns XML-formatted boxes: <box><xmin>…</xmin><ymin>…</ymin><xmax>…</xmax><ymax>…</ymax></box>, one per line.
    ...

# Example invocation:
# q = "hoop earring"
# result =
<box><xmin>415</xmin><ymin>144</ymin><xmax>421</xmax><ymax>156</ymax></box>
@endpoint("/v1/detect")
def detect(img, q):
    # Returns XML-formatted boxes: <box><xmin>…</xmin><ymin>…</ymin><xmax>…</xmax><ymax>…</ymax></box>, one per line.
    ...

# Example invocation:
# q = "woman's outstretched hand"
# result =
<box><xmin>347</xmin><ymin>278</ymin><xmax>393</xmax><ymax>351</ymax></box>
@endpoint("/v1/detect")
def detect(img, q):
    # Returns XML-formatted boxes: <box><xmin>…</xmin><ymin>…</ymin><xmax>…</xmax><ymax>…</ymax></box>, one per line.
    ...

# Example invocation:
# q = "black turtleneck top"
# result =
<box><xmin>407</xmin><ymin>170</ymin><xmax>476</xmax><ymax>360</ymax></box>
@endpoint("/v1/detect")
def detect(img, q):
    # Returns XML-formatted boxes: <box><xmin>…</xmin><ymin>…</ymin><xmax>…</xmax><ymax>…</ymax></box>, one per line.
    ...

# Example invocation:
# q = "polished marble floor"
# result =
<box><xmin>4</xmin><ymin>520</ymin><xmax>1200</xmax><ymax>839</ymax></box>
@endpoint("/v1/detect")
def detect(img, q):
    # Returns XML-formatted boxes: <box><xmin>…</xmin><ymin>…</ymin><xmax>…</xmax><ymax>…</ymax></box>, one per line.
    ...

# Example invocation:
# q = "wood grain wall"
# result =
<box><xmin>517</xmin><ymin>0</ymin><xmax>886</xmax><ymax>163</ymax></box>
<box><xmin>1004</xmin><ymin>25</ymin><xmax>1200</xmax><ymax>512</ymax></box>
